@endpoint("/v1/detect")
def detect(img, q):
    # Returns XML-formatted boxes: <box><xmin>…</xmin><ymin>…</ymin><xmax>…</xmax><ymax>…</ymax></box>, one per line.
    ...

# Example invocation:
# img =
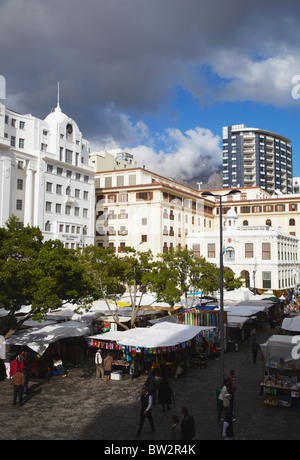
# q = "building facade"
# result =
<box><xmin>187</xmin><ymin>207</ymin><xmax>299</xmax><ymax>291</ymax></box>
<box><xmin>223</xmin><ymin>124</ymin><xmax>293</xmax><ymax>194</ymax></box>
<box><xmin>94</xmin><ymin>167</ymin><xmax>214</xmax><ymax>255</ymax></box>
<box><xmin>0</xmin><ymin>101</ymin><xmax>95</xmax><ymax>247</ymax></box>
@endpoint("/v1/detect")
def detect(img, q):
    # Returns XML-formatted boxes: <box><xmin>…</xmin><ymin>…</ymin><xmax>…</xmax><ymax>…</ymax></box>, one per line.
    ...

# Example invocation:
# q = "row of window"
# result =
<box><xmin>193</xmin><ymin>242</ymin><xmax>297</xmax><ymax>261</ymax></box>
<box><xmin>46</xmin><ymin>182</ymin><xmax>89</xmax><ymax>200</ymax></box>
<box><xmin>45</xmin><ymin>202</ymin><xmax>89</xmax><ymax>217</ymax></box>
<box><xmin>46</xmin><ymin>164</ymin><xmax>90</xmax><ymax>183</ymax></box>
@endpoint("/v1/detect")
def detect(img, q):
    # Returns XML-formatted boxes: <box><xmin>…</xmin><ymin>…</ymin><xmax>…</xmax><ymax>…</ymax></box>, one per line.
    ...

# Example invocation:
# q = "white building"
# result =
<box><xmin>187</xmin><ymin>208</ymin><xmax>299</xmax><ymax>291</ymax></box>
<box><xmin>0</xmin><ymin>100</ymin><xmax>95</xmax><ymax>248</ymax></box>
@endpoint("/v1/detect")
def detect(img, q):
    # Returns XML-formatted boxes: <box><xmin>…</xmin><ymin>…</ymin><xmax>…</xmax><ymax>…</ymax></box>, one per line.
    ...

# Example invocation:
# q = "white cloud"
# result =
<box><xmin>125</xmin><ymin>127</ymin><xmax>222</xmax><ymax>182</ymax></box>
<box><xmin>207</xmin><ymin>52</ymin><xmax>300</xmax><ymax>106</ymax></box>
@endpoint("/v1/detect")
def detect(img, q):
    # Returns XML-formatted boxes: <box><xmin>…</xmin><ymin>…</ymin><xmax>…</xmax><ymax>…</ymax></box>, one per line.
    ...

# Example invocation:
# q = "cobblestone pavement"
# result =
<box><xmin>0</xmin><ymin>326</ymin><xmax>299</xmax><ymax>441</ymax></box>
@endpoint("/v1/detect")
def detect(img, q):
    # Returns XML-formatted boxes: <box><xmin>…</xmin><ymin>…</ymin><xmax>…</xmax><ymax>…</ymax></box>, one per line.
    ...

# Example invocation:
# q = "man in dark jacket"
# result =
<box><xmin>136</xmin><ymin>386</ymin><xmax>155</xmax><ymax>438</ymax></box>
<box><xmin>181</xmin><ymin>406</ymin><xmax>195</xmax><ymax>440</ymax></box>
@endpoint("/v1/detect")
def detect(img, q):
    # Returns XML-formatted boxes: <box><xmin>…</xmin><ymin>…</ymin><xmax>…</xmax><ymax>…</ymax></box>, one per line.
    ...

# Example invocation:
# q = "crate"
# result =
<box><xmin>111</xmin><ymin>371</ymin><xmax>122</xmax><ymax>381</ymax></box>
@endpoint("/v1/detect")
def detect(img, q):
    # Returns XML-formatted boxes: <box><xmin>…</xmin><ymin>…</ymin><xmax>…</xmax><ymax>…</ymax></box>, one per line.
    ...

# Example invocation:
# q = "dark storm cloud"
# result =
<box><xmin>1</xmin><ymin>0</ymin><xmax>300</xmax><ymax>154</ymax></box>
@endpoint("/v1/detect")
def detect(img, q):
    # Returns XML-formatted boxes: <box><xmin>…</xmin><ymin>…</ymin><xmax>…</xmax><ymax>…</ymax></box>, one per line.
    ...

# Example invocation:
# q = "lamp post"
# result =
<box><xmin>201</xmin><ymin>189</ymin><xmax>241</xmax><ymax>384</ymax></box>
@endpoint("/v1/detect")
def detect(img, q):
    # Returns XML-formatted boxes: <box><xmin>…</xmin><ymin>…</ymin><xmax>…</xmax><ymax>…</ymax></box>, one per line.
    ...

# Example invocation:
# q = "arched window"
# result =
<box><xmin>266</xmin><ymin>219</ymin><xmax>272</xmax><ymax>226</ymax></box>
<box><xmin>243</xmin><ymin>220</ymin><xmax>248</xmax><ymax>226</ymax></box>
<box><xmin>289</xmin><ymin>218</ymin><xmax>295</xmax><ymax>226</ymax></box>
<box><xmin>45</xmin><ymin>220</ymin><xmax>51</xmax><ymax>231</ymax></box>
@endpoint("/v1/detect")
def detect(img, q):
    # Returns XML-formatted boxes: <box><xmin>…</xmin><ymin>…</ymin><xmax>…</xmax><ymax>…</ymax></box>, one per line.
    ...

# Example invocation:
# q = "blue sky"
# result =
<box><xmin>1</xmin><ymin>0</ymin><xmax>300</xmax><ymax>183</ymax></box>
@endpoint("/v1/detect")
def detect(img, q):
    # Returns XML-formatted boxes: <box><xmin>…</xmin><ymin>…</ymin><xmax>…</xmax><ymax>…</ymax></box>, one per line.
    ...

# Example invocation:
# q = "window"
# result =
<box><xmin>11</xmin><ymin>136</ymin><xmax>15</xmax><ymax>147</ymax></box>
<box><xmin>17</xmin><ymin>179</ymin><xmax>23</xmax><ymax>190</ymax></box>
<box><xmin>56</xmin><ymin>184</ymin><xmax>62</xmax><ymax>195</ymax></box>
<box><xmin>74</xmin><ymin>207</ymin><xmax>80</xmax><ymax>216</ymax></box>
<box><xmin>266</xmin><ymin>219</ymin><xmax>272</xmax><ymax>226</ymax></box>
<box><xmin>119</xmin><ymin>193</ymin><xmax>128</xmax><ymax>203</ymax></box>
<box><xmin>45</xmin><ymin>202</ymin><xmax>52</xmax><ymax>212</ymax></box>
<box><xmin>19</xmin><ymin>138</ymin><xmax>25</xmax><ymax>148</ymax></box>
<box><xmin>46</xmin><ymin>182</ymin><xmax>53</xmax><ymax>193</ymax></box>
<box><xmin>193</xmin><ymin>244</ymin><xmax>200</xmax><ymax>258</ymax></box>
<box><xmin>84</xmin><ymin>175</ymin><xmax>89</xmax><ymax>183</ymax></box>
<box><xmin>141</xmin><ymin>235</ymin><xmax>147</xmax><ymax>242</ymax></box>
<box><xmin>57</xmin><ymin>167</ymin><xmax>63</xmax><ymax>175</ymax></box>
<box><xmin>83</xmin><ymin>208</ymin><xmax>88</xmax><ymax>218</ymax></box>
<box><xmin>75</xmin><ymin>189</ymin><xmax>80</xmax><ymax>198</ymax></box>
<box><xmin>243</xmin><ymin>220</ymin><xmax>249</xmax><ymax>226</ymax></box>
<box><xmin>47</xmin><ymin>164</ymin><xmax>53</xmax><ymax>173</ymax></box>
<box><xmin>66</xmin><ymin>170</ymin><xmax>72</xmax><ymax>178</ymax></box>
<box><xmin>45</xmin><ymin>221</ymin><xmax>51</xmax><ymax>232</ymax></box>
<box><xmin>11</xmin><ymin>118</ymin><xmax>16</xmax><ymax>127</ymax></box>
<box><xmin>16</xmin><ymin>199</ymin><xmax>22</xmax><ymax>210</ymax></box>
<box><xmin>240</xmin><ymin>206</ymin><xmax>250</xmax><ymax>213</ymax></box>
<box><xmin>262</xmin><ymin>271</ymin><xmax>271</xmax><ymax>289</ymax></box>
<box><xmin>76</xmin><ymin>173</ymin><xmax>81</xmax><ymax>181</ymax></box>
<box><xmin>289</xmin><ymin>218</ymin><xmax>295</xmax><ymax>226</ymax></box>
<box><xmin>56</xmin><ymin>204</ymin><xmax>62</xmax><ymax>214</ymax></box>
<box><xmin>65</xmin><ymin>205</ymin><xmax>71</xmax><ymax>215</ymax></box>
<box><xmin>83</xmin><ymin>191</ymin><xmax>89</xmax><ymax>200</ymax></box>
<box><xmin>136</xmin><ymin>192</ymin><xmax>153</xmax><ymax>201</ymax></box>
<box><xmin>59</xmin><ymin>224</ymin><xmax>64</xmax><ymax>232</ymax></box>
<box><xmin>65</xmin><ymin>149</ymin><xmax>72</xmax><ymax>164</ymax></box>
<box><xmin>105</xmin><ymin>177</ymin><xmax>112</xmax><ymax>187</ymax></box>
<box><xmin>262</xmin><ymin>243</ymin><xmax>271</xmax><ymax>260</ymax></box>
<box><xmin>225</xmin><ymin>247</ymin><xmax>235</xmax><ymax>261</ymax></box>
<box><xmin>245</xmin><ymin>243</ymin><xmax>253</xmax><ymax>258</ymax></box>
<box><xmin>208</xmin><ymin>243</ymin><xmax>215</xmax><ymax>258</ymax></box>
<box><xmin>141</xmin><ymin>218</ymin><xmax>147</xmax><ymax>225</ymax></box>
<box><xmin>117</xmin><ymin>176</ymin><xmax>124</xmax><ymax>186</ymax></box>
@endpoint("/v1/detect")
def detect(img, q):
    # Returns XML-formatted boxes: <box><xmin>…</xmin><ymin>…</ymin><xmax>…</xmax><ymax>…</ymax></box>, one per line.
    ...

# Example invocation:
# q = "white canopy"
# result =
<box><xmin>281</xmin><ymin>316</ymin><xmax>300</xmax><ymax>332</ymax></box>
<box><xmin>226</xmin><ymin>315</ymin><xmax>250</xmax><ymax>329</ymax></box>
<box><xmin>224</xmin><ymin>305</ymin><xmax>267</xmax><ymax>317</ymax></box>
<box><xmin>89</xmin><ymin>322</ymin><xmax>214</xmax><ymax>348</ymax></box>
<box><xmin>5</xmin><ymin>321</ymin><xmax>91</xmax><ymax>355</ymax></box>
<box><xmin>260</xmin><ymin>334</ymin><xmax>300</xmax><ymax>363</ymax></box>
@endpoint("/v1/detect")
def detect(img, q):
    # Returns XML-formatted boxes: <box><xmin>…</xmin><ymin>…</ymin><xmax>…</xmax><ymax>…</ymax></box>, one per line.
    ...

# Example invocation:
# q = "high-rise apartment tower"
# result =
<box><xmin>222</xmin><ymin>124</ymin><xmax>293</xmax><ymax>194</ymax></box>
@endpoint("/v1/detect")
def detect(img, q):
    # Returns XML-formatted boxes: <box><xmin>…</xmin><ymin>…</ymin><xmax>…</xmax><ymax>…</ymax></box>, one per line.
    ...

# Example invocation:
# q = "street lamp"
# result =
<box><xmin>201</xmin><ymin>189</ymin><xmax>241</xmax><ymax>384</ymax></box>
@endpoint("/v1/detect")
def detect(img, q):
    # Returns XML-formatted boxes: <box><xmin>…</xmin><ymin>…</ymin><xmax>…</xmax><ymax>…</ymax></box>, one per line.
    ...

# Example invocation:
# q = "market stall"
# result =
<box><xmin>5</xmin><ymin>321</ymin><xmax>91</xmax><ymax>377</ymax></box>
<box><xmin>88</xmin><ymin>322</ymin><xmax>215</xmax><ymax>378</ymax></box>
<box><xmin>260</xmin><ymin>334</ymin><xmax>300</xmax><ymax>408</ymax></box>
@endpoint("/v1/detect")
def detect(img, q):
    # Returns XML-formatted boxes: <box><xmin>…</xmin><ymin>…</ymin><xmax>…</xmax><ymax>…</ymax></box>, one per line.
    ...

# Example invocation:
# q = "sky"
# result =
<box><xmin>2</xmin><ymin>0</ymin><xmax>300</xmax><ymax>183</ymax></box>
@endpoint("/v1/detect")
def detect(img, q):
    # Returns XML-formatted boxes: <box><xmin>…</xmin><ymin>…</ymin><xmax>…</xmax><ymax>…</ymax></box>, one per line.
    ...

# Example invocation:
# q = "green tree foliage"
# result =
<box><xmin>0</xmin><ymin>217</ymin><xmax>94</xmax><ymax>338</ymax></box>
<box><xmin>80</xmin><ymin>246</ymin><xmax>155</xmax><ymax>329</ymax></box>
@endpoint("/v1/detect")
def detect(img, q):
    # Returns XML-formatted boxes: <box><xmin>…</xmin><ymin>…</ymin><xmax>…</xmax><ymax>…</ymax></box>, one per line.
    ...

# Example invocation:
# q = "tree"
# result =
<box><xmin>154</xmin><ymin>247</ymin><xmax>242</xmax><ymax>308</ymax></box>
<box><xmin>0</xmin><ymin>217</ymin><xmax>94</xmax><ymax>338</ymax></box>
<box><xmin>81</xmin><ymin>246</ymin><xmax>156</xmax><ymax>329</ymax></box>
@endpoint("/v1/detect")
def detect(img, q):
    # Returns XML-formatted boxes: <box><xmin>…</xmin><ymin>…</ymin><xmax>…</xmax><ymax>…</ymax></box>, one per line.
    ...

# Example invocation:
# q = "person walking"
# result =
<box><xmin>181</xmin><ymin>407</ymin><xmax>195</xmax><ymax>440</ymax></box>
<box><xmin>136</xmin><ymin>386</ymin><xmax>155</xmax><ymax>438</ymax></box>
<box><xmin>252</xmin><ymin>338</ymin><xmax>260</xmax><ymax>364</ymax></box>
<box><xmin>158</xmin><ymin>376</ymin><xmax>173</xmax><ymax>411</ymax></box>
<box><xmin>218</xmin><ymin>379</ymin><xmax>231</xmax><ymax>421</ymax></box>
<box><xmin>11</xmin><ymin>367</ymin><xmax>25</xmax><ymax>406</ymax></box>
<box><xmin>145</xmin><ymin>370</ymin><xmax>157</xmax><ymax>405</ymax></box>
<box><xmin>95</xmin><ymin>349</ymin><xmax>104</xmax><ymax>380</ymax></box>
<box><xmin>171</xmin><ymin>414</ymin><xmax>181</xmax><ymax>440</ymax></box>
<box><xmin>103</xmin><ymin>353</ymin><xmax>114</xmax><ymax>381</ymax></box>
<box><xmin>221</xmin><ymin>412</ymin><xmax>234</xmax><ymax>440</ymax></box>
<box><xmin>227</xmin><ymin>369</ymin><xmax>236</xmax><ymax>420</ymax></box>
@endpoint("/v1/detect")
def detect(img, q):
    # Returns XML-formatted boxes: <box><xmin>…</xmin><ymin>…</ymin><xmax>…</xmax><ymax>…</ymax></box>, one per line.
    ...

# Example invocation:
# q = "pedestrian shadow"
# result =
<box><xmin>23</xmin><ymin>382</ymin><xmax>43</xmax><ymax>404</ymax></box>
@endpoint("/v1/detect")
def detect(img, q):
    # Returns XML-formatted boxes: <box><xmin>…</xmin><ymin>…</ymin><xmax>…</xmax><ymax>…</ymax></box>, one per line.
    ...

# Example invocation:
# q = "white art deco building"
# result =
<box><xmin>0</xmin><ymin>100</ymin><xmax>95</xmax><ymax>248</ymax></box>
